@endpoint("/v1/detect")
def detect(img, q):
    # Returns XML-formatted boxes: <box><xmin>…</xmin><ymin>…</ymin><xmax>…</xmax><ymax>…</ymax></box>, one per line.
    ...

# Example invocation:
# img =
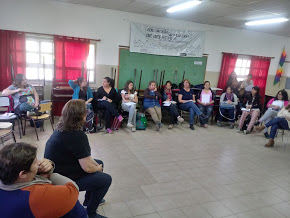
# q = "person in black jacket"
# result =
<box><xmin>234</xmin><ymin>81</ymin><xmax>248</xmax><ymax>119</ymax></box>
<box><xmin>161</xmin><ymin>81</ymin><xmax>184</xmax><ymax>129</ymax></box>
<box><xmin>93</xmin><ymin>77</ymin><xmax>123</xmax><ymax>134</ymax></box>
<box><xmin>237</xmin><ymin>86</ymin><xmax>262</xmax><ymax>134</ymax></box>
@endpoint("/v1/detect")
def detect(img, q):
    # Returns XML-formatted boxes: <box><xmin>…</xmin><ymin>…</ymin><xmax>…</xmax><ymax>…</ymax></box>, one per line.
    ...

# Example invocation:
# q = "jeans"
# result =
<box><xmin>259</xmin><ymin>108</ymin><xmax>278</xmax><ymax>133</ymax></box>
<box><xmin>197</xmin><ymin>104</ymin><xmax>213</xmax><ymax>125</ymax></box>
<box><xmin>75</xmin><ymin>160</ymin><xmax>112</xmax><ymax>216</ymax></box>
<box><xmin>179</xmin><ymin>102</ymin><xmax>202</xmax><ymax>125</ymax></box>
<box><xmin>122</xmin><ymin>103</ymin><xmax>137</xmax><ymax>126</ymax></box>
<box><xmin>219</xmin><ymin>108</ymin><xmax>235</xmax><ymax>123</ymax></box>
<box><xmin>97</xmin><ymin>101</ymin><xmax>119</xmax><ymax>129</ymax></box>
<box><xmin>265</xmin><ymin>117</ymin><xmax>289</xmax><ymax>139</ymax></box>
<box><xmin>62</xmin><ymin>201</ymin><xmax>87</xmax><ymax>218</ymax></box>
<box><xmin>163</xmin><ymin>104</ymin><xmax>179</xmax><ymax>124</ymax></box>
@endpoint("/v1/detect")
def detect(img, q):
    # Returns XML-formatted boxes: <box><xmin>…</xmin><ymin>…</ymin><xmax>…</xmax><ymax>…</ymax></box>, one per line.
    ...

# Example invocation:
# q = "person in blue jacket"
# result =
<box><xmin>68</xmin><ymin>77</ymin><xmax>93</xmax><ymax>108</ymax></box>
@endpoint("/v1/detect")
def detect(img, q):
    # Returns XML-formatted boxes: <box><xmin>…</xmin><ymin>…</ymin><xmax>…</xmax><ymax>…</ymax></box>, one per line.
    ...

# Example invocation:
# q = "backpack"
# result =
<box><xmin>84</xmin><ymin>109</ymin><xmax>95</xmax><ymax>133</ymax></box>
<box><xmin>241</xmin><ymin>114</ymin><xmax>253</xmax><ymax>131</ymax></box>
<box><xmin>136</xmin><ymin>112</ymin><xmax>147</xmax><ymax>130</ymax></box>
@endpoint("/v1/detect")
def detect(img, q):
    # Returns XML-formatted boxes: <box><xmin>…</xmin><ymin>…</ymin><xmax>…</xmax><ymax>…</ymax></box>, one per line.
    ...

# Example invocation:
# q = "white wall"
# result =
<box><xmin>0</xmin><ymin>0</ymin><xmax>290</xmax><ymax>76</ymax></box>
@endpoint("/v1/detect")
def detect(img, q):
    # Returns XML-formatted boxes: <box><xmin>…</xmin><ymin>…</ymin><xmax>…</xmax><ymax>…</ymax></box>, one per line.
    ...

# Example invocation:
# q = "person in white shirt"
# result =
<box><xmin>121</xmin><ymin>81</ymin><xmax>138</xmax><ymax>132</ymax></box>
<box><xmin>244</xmin><ymin>74</ymin><xmax>254</xmax><ymax>92</ymax></box>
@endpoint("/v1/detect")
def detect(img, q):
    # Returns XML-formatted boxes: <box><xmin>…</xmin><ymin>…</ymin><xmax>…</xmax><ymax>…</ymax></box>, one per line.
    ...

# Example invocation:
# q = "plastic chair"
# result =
<box><xmin>0</xmin><ymin>122</ymin><xmax>16</xmax><ymax>146</ymax></box>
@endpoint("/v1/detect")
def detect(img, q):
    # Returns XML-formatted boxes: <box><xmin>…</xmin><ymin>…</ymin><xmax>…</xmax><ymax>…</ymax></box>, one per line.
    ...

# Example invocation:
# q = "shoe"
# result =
<box><xmin>204</xmin><ymin>124</ymin><xmax>208</xmax><ymax>128</ymax></box>
<box><xmin>244</xmin><ymin>130</ymin><xmax>250</xmax><ymax>135</ymax></box>
<box><xmin>236</xmin><ymin>129</ymin><xmax>243</xmax><ymax>133</ymax></box>
<box><xmin>127</xmin><ymin>123</ymin><xmax>133</xmax><ymax>128</ymax></box>
<box><xmin>27</xmin><ymin>111</ymin><xmax>36</xmax><ymax>117</ymax></box>
<box><xmin>168</xmin><ymin>124</ymin><xmax>173</xmax><ymax>129</ymax></box>
<box><xmin>118</xmin><ymin>115</ymin><xmax>124</xmax><ymax>122</ymax></box>
<box><xmin>132</xmin><ymin>127</ymin><xmax>136</xmax><ymax>132</ymax></box>
<box><xmin>159</xmin><ymin>123</ymin><xmax>164</xmax><ymax>128</ymax></box>
<box><xmin>265</xmin><ymin>139</ymin><xmax>274</xmax><ymax>147</ymax></box>
<box><xmin>217</xmin><ymin>121</ymin><xmax>222</xmax><ymax>127</ymax></box>
<box><xmin>229</xmin><ymin>123</ymin><xmax>234</xmax><ymax>129</ymax></box>
<box><xmin>254</xmin><ymin>121</ymin><xmax>261</xmax><ymax>126</ymax></box>
<box><xmin>264</xmin><ymin>132</ymin><xmax>269</xmax><ymax>139</ymax></box>
<box><xmin>190</xmin><ymin>125</ymin><xmax>195</xmax><ymax>130</ymax></box>
<box><xmin>177</xmin><ymin>116</ymin><xmax>184</xmax><ymax>123</ymax></box>
<box><xmin>156</xmin><ymin>123</ymin><xmax>160</xmax><ymax>131</ymax></box>
<box><xmin>106</xmin><ymin>128</ymin><xmax>113</xmax><ymax>134</ymax></box>
<box><xmin>255</xmin><ymin>125</ymin><xmax>265</xmax><ymax>133</ymax></box>
<box><xmin>99</xmin><ymin>199</ymin><xmax>106</xmax><ymax>206</ymax></box>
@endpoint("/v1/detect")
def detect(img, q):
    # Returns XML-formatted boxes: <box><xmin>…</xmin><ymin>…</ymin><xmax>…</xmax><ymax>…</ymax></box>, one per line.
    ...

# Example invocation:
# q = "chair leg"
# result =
<box><xmin>32</xmin><ymin>120</ymin><xmax>39</xmax><ymax>141</ymax></box>
<box><xmin>12</xmin><ymin>131</ymin><xmax>16</xmax><ymax>143</ymax></box>
<box><xmin>50</xmin><ymin>117</ymin><xmax>54</xmax><ymax>131</ymax></box>
<box><xmin>17</xmin><ymin>117</ymin><xmax>22</xmax><ymax>139</ymax></box>
<box><xmin>42</xmin><ymin>120</ymin><xmax>45</xmax><ymax>132</ymax></box>
<box><xmin>24</xmin><ymin>118</ymin><xmax>27</xmax><ymax>135</ymax></box>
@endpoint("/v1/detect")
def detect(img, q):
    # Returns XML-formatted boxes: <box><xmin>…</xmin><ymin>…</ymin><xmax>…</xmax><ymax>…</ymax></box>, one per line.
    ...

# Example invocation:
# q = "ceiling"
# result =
<box><xmin>52</xmin><ymin>0</ymin><xmax>290</xmax><ymax>37</ymax></box>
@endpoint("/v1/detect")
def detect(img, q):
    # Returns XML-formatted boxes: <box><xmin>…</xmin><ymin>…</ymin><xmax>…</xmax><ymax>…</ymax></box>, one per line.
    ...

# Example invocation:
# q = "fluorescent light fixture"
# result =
<box><xmin>245</xmin><ymin>17</ymin><xmax>289</xmax><ymax>26</ymax></box>
<box><xmin>167</xmin><ymin>0</ymin><xmax>201</xmax><ymax>13</ymax></box>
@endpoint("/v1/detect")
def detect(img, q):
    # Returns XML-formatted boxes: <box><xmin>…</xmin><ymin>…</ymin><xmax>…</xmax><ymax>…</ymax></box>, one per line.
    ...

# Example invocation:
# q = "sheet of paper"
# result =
<box><xmin>201</xmin><ymin>95</ymin><xmax>210</xmax><ymax>104</ymax></box>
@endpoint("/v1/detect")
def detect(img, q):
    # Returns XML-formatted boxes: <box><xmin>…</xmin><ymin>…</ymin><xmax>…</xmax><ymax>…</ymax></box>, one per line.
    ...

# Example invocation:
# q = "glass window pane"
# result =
<box><xmin>88</xmin><ymin>70</ymin><xmax>94</xmax><ymax>82</ymax></box>
<box><xmin>241</xmin><ymin>68</ymin><xmax>246</xmax><ymax>76</ymax></box>
<box><xmin>237</xmin><ymin>77</ymin><xmax>244</xmax><ymax>82</ymax></box>
<box><xmin>41</xmin><ymin>42</ymin><xmax>53</xmax><ymax>53</ymax></box>
<box><xmin>26</xmin><ymin>67</ymin><xmax>38</xmax><ymax>80</ymax></box>
<box><xmin>236</xmin><ymin>59</ymin><xmax>242</xmax><ymax>67</ymax></box>
<box><xmin>246</xmin><ymin>69</ymin><xmax>250</xmax><ymax>75</ymax></box>
<box><xmin>41</xmin><ymin>54</ymin><xmax>53</xmax><ymax>65</ymax></box>
<box><xmin>242</xmin><ymin>59</ymin><xmax>248</xmax><ymax>67</ymax></box>
<box><xmin>39</xmin><ymin>68</ymin><xmax>53</xmax><ymax>81</ymax></box>
<box><xmin>26</xmin><ymin>40</ymin><xmax>39</xmax><ymax>52</ymax></box>
<box><xmin>87</xmin><ymin>44</ymin><xmax>95</xmax><ymax>69</ymax></box>
<box><xmin>247</xmin><ymin>60</ymin><xmax>251</xmax><ymax>68</ymax></box>
<box><xmin>26</xmin><ymin>53</ymin><xmax>39</xmax><ymax>64</ymax></box>
<box><xmin>235</xmin><ymin>68</ymin><xmax>241</xmax><ymax>75</ymax></box>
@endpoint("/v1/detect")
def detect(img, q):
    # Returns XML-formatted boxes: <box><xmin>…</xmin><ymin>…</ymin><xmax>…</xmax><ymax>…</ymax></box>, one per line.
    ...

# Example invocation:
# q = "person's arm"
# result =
<box><xmin>143</xmin><ymin>89</ymin><xmax>156</xmax><ymax>99</ymax></box>
<box><xmin>78</xmin><ymin>156</ymin><xmax>103</xmax><ymax>173</ymax></box>
<box><xmin>196</xmin><ymin>90</ymin><xmax>203</xmax><ymax>104</ymax></box>
<box><xmin>95</xmin><ymin>87</ymin><xmax>103</xmax><ymax>100</ymax></box>
<box><xmin>68</xmin><ymin>80</ymin><xmax>78</xmax><ymax>89</ymax></box>
<box><xmin>178</xmin><ymin>94</ymin><xmax>190</xmax><ymax>104</ymax></box>
<box><xmin>2</xmin><ymin>86</ymin><xmax>21</xmax><ymax>96</ymax></box>
<box><xmin>155</xmin><ymin>90</ymin><xmax>162</xmax><ymax>99</ymax></box>
<box><xmin>133</xmin><ymin>92</ymin><xmax>138</xmax><ymax>103</ymax></box>
<box><xmin>219</xmin><ymin>93</ymin><xmax>225</xmax><ymax>105</ymax></box>
<box><xmin>86</xmin><ymin>87</ymin><xmax>93</xmax><ymax>104</ymax></box>
<box><xmin>32</xmin><ymin>87</ymin><xmax>39</xmax><ymax>108</ymax></box>
<box><xmin>232</xmin><ymin>94</ymin><xmax>238</xmax><ymax>105</ymax></box>
<box><xmin>267</xmin><ymin>98</ymin><xmax>275</xmax><ymax>108</ymax></box>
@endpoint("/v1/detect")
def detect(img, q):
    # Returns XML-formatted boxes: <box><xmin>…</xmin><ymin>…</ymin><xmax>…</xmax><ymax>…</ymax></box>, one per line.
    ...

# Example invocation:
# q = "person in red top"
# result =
<box><xmin>0</xmin><ymin>142</ymin><xmax>87</xmax><ymax>218</ymax></box>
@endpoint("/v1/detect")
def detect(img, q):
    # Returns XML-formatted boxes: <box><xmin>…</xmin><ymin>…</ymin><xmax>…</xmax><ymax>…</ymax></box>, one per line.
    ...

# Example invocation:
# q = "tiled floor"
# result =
<box><xmin>10</xmin><ymin>120</ymin><xmax>290</xmax><ymax>218</ymax></box>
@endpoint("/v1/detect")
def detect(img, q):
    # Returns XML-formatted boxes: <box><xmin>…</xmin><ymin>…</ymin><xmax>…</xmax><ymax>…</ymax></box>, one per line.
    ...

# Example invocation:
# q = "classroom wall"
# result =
<box><xmin>0</xmin><ymin>0</ymin><xmax>290</xmax><ymax>95</ymax></box>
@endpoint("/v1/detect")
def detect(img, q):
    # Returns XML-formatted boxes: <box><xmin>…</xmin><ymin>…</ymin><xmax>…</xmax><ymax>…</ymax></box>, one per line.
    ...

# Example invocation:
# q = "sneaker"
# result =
<box><xmin>127</xmin><ymin>123</ymin><xmax>133</xmax><ymax>128</ymax></box>
<box><xmin>132</xmin><ymin>127</ymin><xmax>136</xmax><ymax>132</ymax></box>
<box><xmin>177</xmin><ymin>116</ymin><xmax>184</xmax><ymax>123</ymax></box>
<box><xmin>106</xmin><ymin>128</ymin><xmax>113</xmax><ymax>134</ymax></box>
<box><xmin>229</xmin><ymin>123</ymin><xmax>234</xmax><ymax>129</ymax></box>
<box><xmin>155</xmin><ymin>123</ymin><xmax>160</xmax><ymax>131</ymax></box>
<box><xmin>236</xmin><ymin>129</ymin><xmax>243</xmax><ymax>133</ymax></box>
<box><xmin>168</xmin><ymin>124</ymin><xmax>173</xmax><ymax>129</ymax></box>
<box><xmin>204</xmin><ymin>124</ymin><xmax>208</xmax><ymax>128</ymax></box>
<box><xmin>217</xmin><ymin>121</ymin><xmax>222</xmax><ymax>127</ymax></box>
<box><xmin>118</xmin><ymin>115</ymin><xmax>124</xmax><ymax>122</ymax></box>
<box><xmin>99</xmin><ymin>199</ymin><xmax>106</xmax><ymax>206</ymax></box>
<box><xmin>159</xmin><ymin>123</ymin><xmax>164</xmax><ymax>128</ymax></box>
<box><xmin>244</xmin><ymin>130</ymin><xmax>250</xmax><ymax>135</ymax></box>
<box><xmin>190</xmin><ymin>125</ymin><xmax>195</xmax><ymax>130</ymax></box>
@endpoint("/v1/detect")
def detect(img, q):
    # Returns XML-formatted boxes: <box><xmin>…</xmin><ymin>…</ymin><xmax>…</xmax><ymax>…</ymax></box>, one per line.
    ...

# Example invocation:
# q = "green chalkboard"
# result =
<box><xmin>118</xmin><ymin>48</ymin><xmax>207</xmax><ymax>90</ymax></box>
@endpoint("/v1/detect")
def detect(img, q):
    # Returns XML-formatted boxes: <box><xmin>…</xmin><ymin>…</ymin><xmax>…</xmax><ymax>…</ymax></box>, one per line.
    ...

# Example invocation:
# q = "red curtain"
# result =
<box><xmin>0</xmin><ymin>30</ymin><xmax>26</xmax><ymax>91</ymax></box>
<box><xmin>53</xmin><ymin>36</ymin><xmax>89</xmax><ymax>115</ymax></box>
<box><xmin>217</xmin><ymin>53</ymin><xmax>238</xmax><ymax>91</ymax></box>
<box><xmin>249</xmin><ymin>56</ymin><xmax>271</xmax><ymax>105</ymax></box>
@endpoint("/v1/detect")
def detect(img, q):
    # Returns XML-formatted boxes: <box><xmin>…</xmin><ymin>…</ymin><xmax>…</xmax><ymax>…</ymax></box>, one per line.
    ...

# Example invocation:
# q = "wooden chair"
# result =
<box><xmin>24</xmin><ymin>101</ymin><xmax>54</xmax><ymax>141</ymax></box>
<box><xmin>0</xmin><ymin>122</ymin><xmax>16</xmax><ymax>146</ymax></box>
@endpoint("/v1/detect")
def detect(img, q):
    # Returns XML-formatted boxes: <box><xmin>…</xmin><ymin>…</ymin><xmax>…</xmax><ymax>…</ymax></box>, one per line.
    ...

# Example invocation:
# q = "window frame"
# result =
<box><xmin>234</xmin><ymin>56</ymin><xmax>251</xmax><ymax>82</ymax></box>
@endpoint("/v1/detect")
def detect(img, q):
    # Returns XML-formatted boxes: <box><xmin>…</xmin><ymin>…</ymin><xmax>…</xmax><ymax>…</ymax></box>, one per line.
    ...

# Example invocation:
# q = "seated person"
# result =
<box><xmin>93</xmin><ymin>77</ymin><xmax>123</xmax><ymax>134</ymax></box>
<box><xmin>226</xmin><ymin>71</ymin><xmax>239</xmax><ymax>93</ymax></box>
<box><xmin>0</xmin><ymin>142</ymin><xmax>87</xmax><ymax>218</ymax></box>
<box><xmin>234</xmin><ymin>81</ymin><xmax>248</xmax><ymax>119</ymax></box>
<box><xmin>121</xmin><ymin>80</ymin><xmax>138</xmax><ymax>132</ymax></box>
<box><xmin>143</xmin><ymin>81</ymin><xmax>163</xmax><ymax>131</ymax></box>
<box><xmin>256</xmin><ymin>105</ymin><xmax>290</xmax><ymax>147</ymax></box>
<box><xmin>238</xmin><ymin>86</ymin><xmax>262</xmax><ymax>134</ymax></box>
<box><xmin>244</xmin><ymin>73</ymin><xmax>254</xmax><ymax>92</ymax></box>
<box><xmin>254</xmin><ymin>90</ymin><xmax>289</xmax><ymax>138</ymax></box>
<box><xmin>161</xmin><ymin>81</ymin><xmax>184</xmax><ymax>129</ymax></box>
<box><xmin>68</xmin><ymin>77</ymin><xmax>93</xmax><ymax>108</ymax></box>
<box><xmin>2</xmin><ymin>74</ymin><xmax>39</xmax><ymax>115</ymax></box>
<box><xmin>45</xmin><ymin>99</ymin><xmax>111</xmax><ymax>218</ymax></box>
<box><xmin>217</xmin><ymin>86</ymin><xmax>238</xmax><ymax>129</ymax></box>
<box><xmin>178</xmin><ymin>79</ymin><xmax>205</xmax><ymax>130</ymax></box>
<box><xmin>197</xmin><ymin>81</ymin><xmax>215</xmax><ymax>128</ymax></box>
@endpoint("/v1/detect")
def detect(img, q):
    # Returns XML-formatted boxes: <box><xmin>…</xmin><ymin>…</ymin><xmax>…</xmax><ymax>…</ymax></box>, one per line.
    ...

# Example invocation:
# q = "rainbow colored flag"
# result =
<box><xmin>274</xmin><ymin>48</ymin><xmax>287</xmax><ymax>85</ymax></box>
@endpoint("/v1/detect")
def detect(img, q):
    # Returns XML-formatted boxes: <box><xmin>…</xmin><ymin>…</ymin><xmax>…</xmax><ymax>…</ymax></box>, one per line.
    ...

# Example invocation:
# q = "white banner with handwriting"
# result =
<box><xmin>130</xmin><ymin>23</ymin><xmax>205</xmax><ymax>57</ymax></box>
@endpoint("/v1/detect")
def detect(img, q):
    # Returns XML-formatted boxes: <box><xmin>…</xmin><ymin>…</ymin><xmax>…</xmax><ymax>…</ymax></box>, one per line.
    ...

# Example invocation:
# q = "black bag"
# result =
<box><xmin>84</xmin><ymin>109</ymin><xmax>95</xmax><ymax>133</ymax></box>
<box><xmin>241</xmin><ymin>114</ymin><xmax>253</xmax><ymax>131</ymax></box>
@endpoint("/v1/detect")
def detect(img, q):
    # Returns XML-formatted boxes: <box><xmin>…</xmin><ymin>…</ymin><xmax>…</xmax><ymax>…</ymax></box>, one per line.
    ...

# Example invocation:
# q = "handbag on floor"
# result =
<box><xmin>111</xmin><ymin>116</ymin><xmax>122</xmax><ymax>131</ymax></box>
<box><xmin>136</xmin><ymin>112</ymin><xmax>147</xmax><ymax>130</ymax></box>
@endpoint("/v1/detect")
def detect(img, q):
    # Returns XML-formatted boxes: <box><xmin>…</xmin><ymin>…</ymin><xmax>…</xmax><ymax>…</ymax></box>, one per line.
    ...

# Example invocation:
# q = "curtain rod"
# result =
<box><xmin>1</xmin><ymin>29</ymin><xmax>101</xmax><ymax>42</ymax></box>
<box><xmin>222</xmin><ymin>52</ymin><xmax>274</xmax><ymax>59</ymax></box>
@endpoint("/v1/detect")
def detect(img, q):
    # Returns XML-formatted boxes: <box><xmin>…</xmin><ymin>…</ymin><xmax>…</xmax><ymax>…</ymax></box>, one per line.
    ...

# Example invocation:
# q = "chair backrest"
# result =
<box><xmin>38</xmin><ymin>102</ymin><xmax>52</xmax><ymax>113</ymax></box>
<box><xmin>0</xmin><ymin>96</ymin><xmax>10</xmax><ymax>107</ymax></box>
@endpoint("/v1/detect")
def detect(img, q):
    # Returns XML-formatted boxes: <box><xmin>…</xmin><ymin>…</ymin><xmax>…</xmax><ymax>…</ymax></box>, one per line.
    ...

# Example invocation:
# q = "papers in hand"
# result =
<box><xmin>125</xmin><ymin>102</ymin><xmax>136</xmax><ymax>106</ymax></box>
<box><xmin>163</xmin><ymin>101</ymin><xmax>177</xmax><ymax>106</ymax></box>
<box><xmin>241</xmin><ymin>108</ymin><xmax>250</xmax><ymax>112</ymax></box>
<box><xmin>201</xmin><ymin>95</ymin><xmax>210</xmax><ymax>104</ymax></box>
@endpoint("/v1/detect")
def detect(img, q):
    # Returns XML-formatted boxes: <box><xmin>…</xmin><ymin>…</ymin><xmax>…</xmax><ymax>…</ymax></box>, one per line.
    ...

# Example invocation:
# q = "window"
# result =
<box><xmin>87</xmin><ymin>43</ymin><xmax>96</xmax><ymax>83</ymax></box>
<box><xmin>234</xmin><ymin>58</ymin><xmax>251</xmax><ymax>81</ymax></box>
<box><xmin>26</xmin><ymin>36</ymin><xmax>54</xmax><ymax>81</ymax></box>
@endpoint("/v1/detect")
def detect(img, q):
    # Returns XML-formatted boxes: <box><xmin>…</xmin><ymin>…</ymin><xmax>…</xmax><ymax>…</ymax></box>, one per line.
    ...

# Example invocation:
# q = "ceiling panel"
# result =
<box><xmin>50</xmin><ymin>0</ymin><xmax>290</xmax><ymax>37</ymax></box>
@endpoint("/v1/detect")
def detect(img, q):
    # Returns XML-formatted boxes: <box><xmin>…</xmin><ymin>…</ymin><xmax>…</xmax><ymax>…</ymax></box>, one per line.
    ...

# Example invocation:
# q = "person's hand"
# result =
<box><xmin>107</xmin><ymin>98</ymin><xmax>112</xmax><ymax>103</ymax></box>
<box><xmin>125</xmin><ymin>94</ymin><xmax>129</xmax><ymax>100</ymax></box>
<box><xmin>156</xmin><ymin>96</ymin><xmax>158</xmax><ymax>99</ymax></box>
<box><xmin>166</xmin><ymin>98</ymin><xmax>170</xmax><ymax>102</ymax></box>
<box><xmin>102</xmin><ymin>96</ymin><xmax>107</xmax><ymax>100</ymax></box>
<box><xmin>38</xmin><ymin>159</ymin><xmax>53</xmax><ymax>174</ymax></box>
<box><xmin>17</xmin><ymin>88</ymin><xmax>23</xmax><ymax>92</ymax></box>
<box><xmin>154</xmin><ymin>88</ymin><xmax>157</xmax><ymax>91</ymax></box>
<box><xmin>246</xmin><ymin>105</ymin><xmax>252</xmax><ymax>109</ymax></box>
<box><xmin>227</xmin><ymin>100</ymin><xmax>232</xmax><ymax>104</ymax></box>
<box><xmin>85</xmin><ymin>101</ymin><xmax>88</xmax><ymax>105</ymax></box>
<box><xmin>96</xmin><ymin>164</ymin><xmax>103</xmax><ymax>172</ymax></box>
<box><xmin>204</xmin><ymin>103</ymin><xmax>208</xmax><ymax>106</ymax></box>
<box><xmin>274</xmin><ymin>105</ymin><xmax>280</xmax><ymax>110</ymax></box>
<box><xmin>34</xmin><ymin>102</ymin><xmax>39</xmax><ymax>108</ymax></box>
